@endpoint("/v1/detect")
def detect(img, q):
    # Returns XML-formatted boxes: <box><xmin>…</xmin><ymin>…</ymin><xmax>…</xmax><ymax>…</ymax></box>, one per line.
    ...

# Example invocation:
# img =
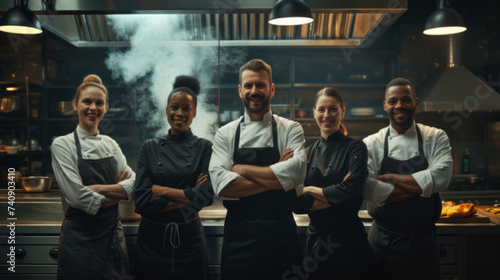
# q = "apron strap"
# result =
<box><xmin>163</xmin><ymin>222</ymin><xmax>181</xmax><ymax>274</ymax></box>
<box><xmin>415</xmin><ymin>125</ymin><xmax>424</xmax><ymax>155</ymax></box>
<box><xmin>73</xmin><ymin>130</ymin><xmax>84</xmax><ymax>159</ymax></box>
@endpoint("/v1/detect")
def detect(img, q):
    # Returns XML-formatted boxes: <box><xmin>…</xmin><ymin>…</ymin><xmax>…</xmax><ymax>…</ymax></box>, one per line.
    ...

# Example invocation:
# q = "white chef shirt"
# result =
<box><xmin>209</xmin><ymin>111</ymin><xmax>306</xmax><ymax>197</ymax></box>
<box><xmin>363</xmin><ymin>122</ymin><xmax>453</xmax><ymax>208</ymax></box>
<box><xmin>51</xmin><ymin>126</ymin><xmax>136</xmax><ymax>215</ymax></box>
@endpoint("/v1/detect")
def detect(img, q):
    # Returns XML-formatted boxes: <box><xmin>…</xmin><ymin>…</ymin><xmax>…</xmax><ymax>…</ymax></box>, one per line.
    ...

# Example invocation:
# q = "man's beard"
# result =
<box><xmin>390</xmin><ymin>109</ymin><xmax>415</xmax><ymax>128</ymax></box>
<box><xmin>243</xmin><ymin>95</ymin><xmax>269</xmax><ymax>114</ymax></box>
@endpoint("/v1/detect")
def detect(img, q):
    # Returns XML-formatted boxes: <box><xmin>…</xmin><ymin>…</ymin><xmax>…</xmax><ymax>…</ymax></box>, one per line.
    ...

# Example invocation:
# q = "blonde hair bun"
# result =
<box><xmin>82</xmin><ymin>74</ymin><xmax>103</xmax><ymax>85</ymax></box>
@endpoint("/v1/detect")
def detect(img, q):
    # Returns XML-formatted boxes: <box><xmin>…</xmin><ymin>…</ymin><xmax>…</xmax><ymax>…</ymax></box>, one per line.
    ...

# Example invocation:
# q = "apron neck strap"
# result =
<box><xmin>73</xmin><ymin>130</ymin><xmax>83</xmax><ymax>159</ymax></box>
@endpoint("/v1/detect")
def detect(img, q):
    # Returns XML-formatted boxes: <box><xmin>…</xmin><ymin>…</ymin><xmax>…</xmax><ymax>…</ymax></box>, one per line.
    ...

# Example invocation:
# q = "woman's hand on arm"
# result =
<box><xmin>155</xmin><ymin>176</ymin><xmax>212</xmax><ymax>213</ymax></box>
<box><xmin>195</xmin><ymin>173</ymin><xmax>208</xmax><ymax>187</ymax></box>
<box><xmin>303</xmin><ymin>186</ymin><xmax>329</xmax><ymax>204</ymax></box>
<box><xmin>152</xmin><ymin>173</ymin><xmax>210</xmax><ymax>207</ymax></box>
<box><xmin>305</xmin><ymin>172</ymin><xmax>352</xmax><ymax>212</ymax></box>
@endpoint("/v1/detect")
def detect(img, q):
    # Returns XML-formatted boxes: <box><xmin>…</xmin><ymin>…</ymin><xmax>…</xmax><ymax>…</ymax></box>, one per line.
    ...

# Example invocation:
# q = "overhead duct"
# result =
<box><xmin>0</xmin><ymin>0</ymin><xmax>407</xmax><ymax>48</ymax></box>
<box><xmin>420</xmin><ymin>35</ymin><xmax>500</xmax><ymax>111</ymax></box>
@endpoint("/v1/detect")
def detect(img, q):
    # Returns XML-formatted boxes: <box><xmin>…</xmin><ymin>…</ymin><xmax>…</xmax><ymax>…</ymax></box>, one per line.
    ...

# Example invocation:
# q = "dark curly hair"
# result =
<box><xmin>167</xmin><ymin>75</ymin><xmax>201</xmax><ymax>108</ymax></box>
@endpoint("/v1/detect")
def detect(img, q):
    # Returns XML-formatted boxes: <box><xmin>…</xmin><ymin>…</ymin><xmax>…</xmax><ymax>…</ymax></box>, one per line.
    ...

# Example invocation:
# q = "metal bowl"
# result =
<box><xmin>0</xmin><ymin>96</ymin><xmax>22</xmax><ymax>114</ymax></box>
<box><xmin>21</xmin><ymin>176</ymin><xmax>53</xmax><ymax>192</ymax></box>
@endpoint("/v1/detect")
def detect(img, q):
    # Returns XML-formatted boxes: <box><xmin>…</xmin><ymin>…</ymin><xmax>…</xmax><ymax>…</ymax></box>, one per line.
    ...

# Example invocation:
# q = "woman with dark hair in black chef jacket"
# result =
<box><xmin>51</xmin><ymin>74</ymin><xmax>135</xmax><ymax>280</ymax></box>
<box><xmin>133</xmin><ymin>75</ymin><xmax>214</xmax><ymax>280</ymax></box>
<box><xmin>300</xmin><ymin>87</ymin><xmax>374</xmax><ymax>280</ymax></box>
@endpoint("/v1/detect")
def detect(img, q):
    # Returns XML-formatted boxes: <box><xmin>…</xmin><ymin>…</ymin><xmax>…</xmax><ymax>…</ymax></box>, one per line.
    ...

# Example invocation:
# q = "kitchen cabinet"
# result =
<box><xmin>0</xmin><ymin>78</ymin><xmax>44</xmax><ymax>184</ymax></box>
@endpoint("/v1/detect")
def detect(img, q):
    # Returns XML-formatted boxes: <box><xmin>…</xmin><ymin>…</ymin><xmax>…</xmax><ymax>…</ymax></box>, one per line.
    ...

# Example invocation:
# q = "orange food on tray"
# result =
<box><xmin>446</xmin><ymin>203</ymin><xmax>476</xmax><ymax>218</ymax></box>
<box><xmin>441</xmin><ymin>201</ymin><xmax>456</xmax><ymax>216</ymax></box>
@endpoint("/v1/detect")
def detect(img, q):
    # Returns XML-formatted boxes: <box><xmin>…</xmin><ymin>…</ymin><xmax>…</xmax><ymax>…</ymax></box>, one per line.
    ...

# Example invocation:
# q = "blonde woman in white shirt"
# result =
<box><xmin>51</xmin><ymin>74</ymin><xmax>135</xmax><ymax>280</ymax></box>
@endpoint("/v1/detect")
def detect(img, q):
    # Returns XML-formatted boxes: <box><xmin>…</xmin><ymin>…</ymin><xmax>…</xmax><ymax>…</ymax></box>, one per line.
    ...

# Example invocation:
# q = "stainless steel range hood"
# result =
<box><xmin>420</xmin><ymin>35</ymin><xmax>500</xmax><ymax>111</ymax></box>
<box><xmin>0</xmin><ymin>0</ymin><xmax>407</xmax><ymax>48</ymax></box>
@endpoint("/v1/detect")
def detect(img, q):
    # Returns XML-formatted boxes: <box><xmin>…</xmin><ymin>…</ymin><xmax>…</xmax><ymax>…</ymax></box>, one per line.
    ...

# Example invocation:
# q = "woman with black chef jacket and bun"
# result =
<box><xmin>133</xmin><ymin>75</ymin><xmax>214</xmax><ymax>280</ymax></box>
<box><xmin>51</xmin><ymin>74</ymin><xmax>135</xmax><ymax>280</ymax></box>
<box><xmin>300</xmin><ymin>87</ymin><xmax>374</xmax><ymax>280</ymax></box>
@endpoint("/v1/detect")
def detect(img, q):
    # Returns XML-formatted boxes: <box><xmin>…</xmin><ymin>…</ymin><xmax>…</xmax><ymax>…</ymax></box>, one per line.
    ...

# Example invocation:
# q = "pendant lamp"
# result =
<box><xmin>0</xmin><ymin>0</ymin><xmax>42</xmax><ymax>35</ymax></box>
<box><xmin>423</xmin><ymin>0</ymin><xmax>466</xmax><ymax>35</ymax></box>
<box><xmin>269</xmin><ymin>0</ymin><xmax>313</xmax><ymax>26</ymax></box>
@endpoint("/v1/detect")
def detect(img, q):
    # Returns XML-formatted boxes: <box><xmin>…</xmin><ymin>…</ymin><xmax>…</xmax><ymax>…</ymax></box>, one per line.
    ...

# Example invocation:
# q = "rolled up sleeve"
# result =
<box><xmin>113</xmin><ymin>141</ymin><xmax>136</xmax><ymax>201</ymax></box>
<box><xmin>270</xmin><ymin>121</ymin><xmax>306</xmax><ymax>192</ymax></box>
<box><xmin>413</xmin><ymin>130</ymin><xmax>453</xmax><ymax>197</ymax></box>
<box><xmin>51</xmin><ymin>139</ymin><xmax>105</xmax><ymax>215</ymax></box>
<box><xmin>209</xmin><ymin>127</ymin><xmax>240</xmax><ymax>197</ymax></box>
<box><xmin>363</xmin><ymin>135</ymin><xmax>394</xmax><ymax>208</ymax></box>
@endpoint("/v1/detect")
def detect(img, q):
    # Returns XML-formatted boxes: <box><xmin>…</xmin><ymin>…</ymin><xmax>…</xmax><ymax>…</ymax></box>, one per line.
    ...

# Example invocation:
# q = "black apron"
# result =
<box><xmin>304</xmin><ymin>141</ymin><xmax>374</xmax><ymax>280</ymax></box>
<box><xmin>134</xmin><ymin>133</ymin><xmax>208</xmax><ymax>280</ymax></box>
<box><xmin>57</xmin><ymin>130</ymin><xmax>129</xmax><ymax>280</ymax></box>
<box><xmin>367</xmin><ymin>125</ymin><xmax>441</xmax><ymax>280</ymax></box>
<box><xmin>134</xmin><ymin>216</ymin><xmax>207</xmax><ymax>280</ymax></box>
<box><xmin>221</xmin><ymin>116</ymin><xmax>303</xmax><ymax>280</ymax></box>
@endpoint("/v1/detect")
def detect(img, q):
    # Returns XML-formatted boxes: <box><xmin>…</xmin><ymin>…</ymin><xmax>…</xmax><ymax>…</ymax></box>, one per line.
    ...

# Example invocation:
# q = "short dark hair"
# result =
<box><xmin>239</xmin><ymin>59</ymin><xmax>272</xmax><ymax>85</ymax></box>
<box><xmin>385</xmin><ymin>78</ymin><xmax>417</xmax><ymax>98</ymax></box>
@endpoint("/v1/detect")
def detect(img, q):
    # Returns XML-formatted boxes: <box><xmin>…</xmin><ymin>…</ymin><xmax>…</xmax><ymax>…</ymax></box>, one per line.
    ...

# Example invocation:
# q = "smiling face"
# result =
<box><xmin>167</xmin><ymin>92</ymin><xmax>196</xmax><ymax>136</ymax></box>
<box><xmin>73</xmin><ymin>86</ymin><xmax>108</xmax><ymax>135</ymax></box>
<box><xmin>238</xmin><ymin>69</ymin><xmax>275</xmax><ymax>120</ymax></box>
<box><xmin>313</xmin><ymin>95</ymin><xmax>346</xmax><ymax>139</ymax></box>
<box><xmin>384</xmin><ymin>85</ymin><xmax>419</xmax><ymax>134</ymax></box>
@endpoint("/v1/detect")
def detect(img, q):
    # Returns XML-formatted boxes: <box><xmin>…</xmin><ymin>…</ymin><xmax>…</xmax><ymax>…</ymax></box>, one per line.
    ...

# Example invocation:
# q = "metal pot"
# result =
<box><xmin>0</xmin><ymin>95</ymin><xmax>22</xmax><ymax>114</ymax></box>
<box><xmin>21</xmin><ymin>176</ymin><xmax>53</xmax><ymax>192</ymax></box>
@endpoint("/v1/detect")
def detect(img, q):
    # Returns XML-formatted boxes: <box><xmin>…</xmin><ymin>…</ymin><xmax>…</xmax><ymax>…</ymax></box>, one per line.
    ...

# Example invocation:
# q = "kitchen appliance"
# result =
<box><xmin>420</xmin><ymin>35</ymin><xmax>500</xmax><ymax>111</ymax></box>
<box><xmin>21</xmin><ymin>176</ymin><xmax>53</xmax><ymax>192</ymax></box>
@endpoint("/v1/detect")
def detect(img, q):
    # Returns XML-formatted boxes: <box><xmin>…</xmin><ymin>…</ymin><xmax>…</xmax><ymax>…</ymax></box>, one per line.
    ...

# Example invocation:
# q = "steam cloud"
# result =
<box><xmin>105</xmin><ymin>14</ymin><xmax>246</xmax><ymax>141</ymax></box>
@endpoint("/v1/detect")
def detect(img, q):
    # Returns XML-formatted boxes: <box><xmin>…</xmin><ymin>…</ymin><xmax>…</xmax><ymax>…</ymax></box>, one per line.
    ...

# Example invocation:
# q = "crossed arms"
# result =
<box><xmin>219</xmin><ymin>148</ymin><xmax>294</xmax><ymax>197</ymax></box>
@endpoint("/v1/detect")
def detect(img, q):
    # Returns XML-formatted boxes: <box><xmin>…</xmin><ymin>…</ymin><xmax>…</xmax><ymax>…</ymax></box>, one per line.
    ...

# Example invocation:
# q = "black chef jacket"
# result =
<box><xmin>134</xmin><ymin>129</ymin><xmax>214</xmax><ymax>222</ymax></box>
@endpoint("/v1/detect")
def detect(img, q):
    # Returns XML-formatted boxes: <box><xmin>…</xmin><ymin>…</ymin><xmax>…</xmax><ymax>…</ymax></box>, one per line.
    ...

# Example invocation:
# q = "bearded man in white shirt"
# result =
<box><xmin>363</xmin><ymin>78</ymin><xmax>453</xmax><ymax>280</ymax></box>
<box><xmin>209</xmin><ymin>59</ymin><xmax>306</xmax><ymax>280</ymax></box>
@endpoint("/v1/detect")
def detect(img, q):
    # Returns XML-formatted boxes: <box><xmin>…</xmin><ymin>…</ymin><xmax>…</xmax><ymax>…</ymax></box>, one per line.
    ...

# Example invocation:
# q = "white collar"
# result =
<box><xmin>243</xmin><ymin>110</ymin><xmax>273</xmax><ymax>123</ymax></box>
<box><xmin>389</xmin><ymin>121</ymin><xmax>416</xmax><ymax>136</ymax></box>
<box><xmin>76</xmin><ymin>125</ymin><xmax>100</xmax><ymax>138</ymax></box>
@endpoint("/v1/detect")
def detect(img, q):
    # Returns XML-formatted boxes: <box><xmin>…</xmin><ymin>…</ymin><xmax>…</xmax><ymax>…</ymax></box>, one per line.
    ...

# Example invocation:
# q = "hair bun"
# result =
<box><xmin>82</xmin><ymin>74</ymin><xmax>103</xmax><ymax>85</ymax></box>
<box><xmin>173</xmin><ymin>75</ymin><xmax>200</xmax><ymax>95</ymax></box>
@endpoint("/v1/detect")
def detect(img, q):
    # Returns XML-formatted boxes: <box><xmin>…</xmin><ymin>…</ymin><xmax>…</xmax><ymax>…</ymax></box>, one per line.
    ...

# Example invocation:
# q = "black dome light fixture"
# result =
<box><xmin>269</xmin><ymin>0</ymin><xmax>313</xmax><ymax>26</ymax></box>
<box><xmin>0</xmin><ymin>0</ymin><xmax>43</xmax><ymax>35</ymax></box>
<box><xmin>423</xmin><ymin>0</ymin><xmax>466</xmax><ymax>35</ymax></box>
